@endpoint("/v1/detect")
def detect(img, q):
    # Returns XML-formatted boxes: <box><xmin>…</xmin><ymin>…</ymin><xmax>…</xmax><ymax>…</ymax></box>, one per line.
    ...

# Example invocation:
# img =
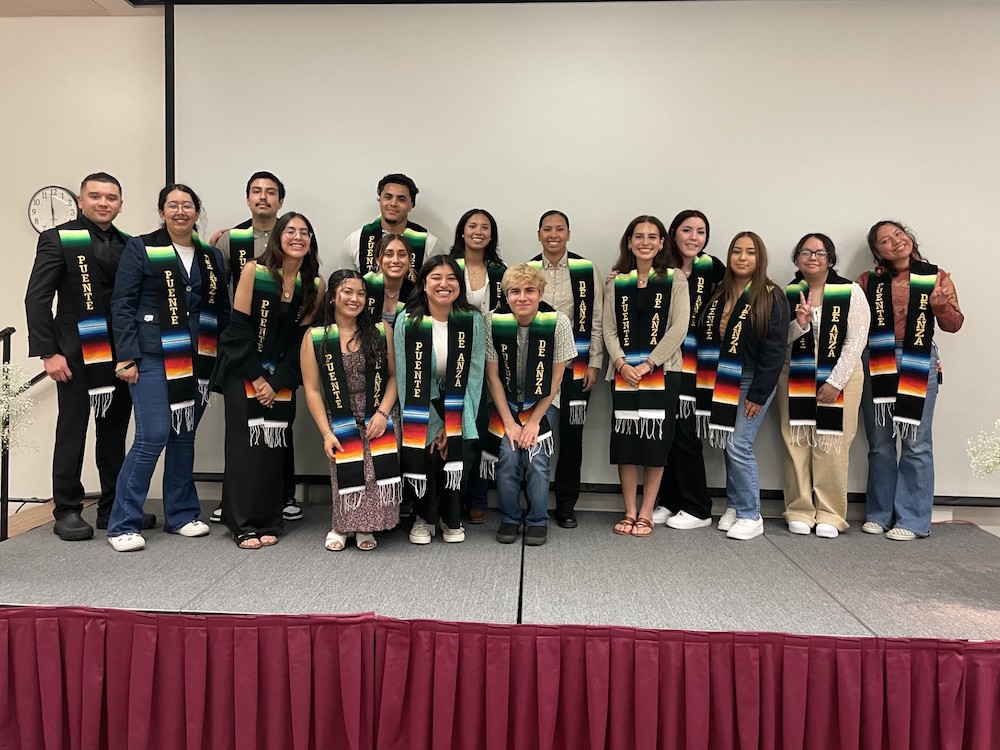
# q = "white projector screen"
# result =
<box><xmin>174</xmin><ymin>1</ymin><xmax>999</xmax><ymax>498</ymax></box>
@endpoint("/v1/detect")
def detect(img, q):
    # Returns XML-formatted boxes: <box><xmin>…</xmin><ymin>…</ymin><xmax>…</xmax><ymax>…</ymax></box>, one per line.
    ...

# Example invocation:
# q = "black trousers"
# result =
<box><xmin>409</xmin><ymin>448</ymin><xmax>462</xmax><ymax>530</ymax></box>
<box><xmin>52</xmin><ymin>374</ymin><xmax>131</xmax><ymax>521</ymax></box>
<box><xmin>659</xmin><ymin>411</ymin><xmax>713</xmax><ymax>519</ymax></box>
<box><xmin>552</xmin><ymin>370</ymin><xmax>589</xmax><ymax>516</ymax></box>
<box><xmin>283</xmin><ymin>423</ymin><xmax>295</xmax><ymax>499</ymax></box>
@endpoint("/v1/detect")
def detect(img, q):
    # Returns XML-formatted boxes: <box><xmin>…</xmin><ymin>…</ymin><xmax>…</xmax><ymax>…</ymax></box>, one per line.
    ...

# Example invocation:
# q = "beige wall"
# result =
<box><xmin>1</xmin><ymin>16</ymin><xmax>164</xmax><ymax>500</ymax></box>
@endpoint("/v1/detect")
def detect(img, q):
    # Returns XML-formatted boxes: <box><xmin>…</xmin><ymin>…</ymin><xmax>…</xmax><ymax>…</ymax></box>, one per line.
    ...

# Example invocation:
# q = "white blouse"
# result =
<box><xmin>787</xmin><ymin>282</ymin><xmax>870</xmax><ymax>390</ymax></box>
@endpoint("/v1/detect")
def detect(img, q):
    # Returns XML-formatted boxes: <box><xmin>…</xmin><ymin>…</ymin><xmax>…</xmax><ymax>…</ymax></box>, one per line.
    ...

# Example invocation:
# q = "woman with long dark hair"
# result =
<box><xmin>107</xmin><ymin>184</ymin><xmax>230</xmax><ymax>551</ymax></box>
<box><xmin>776</xmin><ymin>233</ymin><xmax>869</xmax><ymax>538</ymax></box>
<box><xmin>363</xmin><ymin>233</ymin><xmax>413</xmax><ymax>325</ymax></box>
<box><xmin>394</xmin><ymin>256</ymin><xmax>486</xmax><ymax>544</ymax></box>
<box><xmin>211</xmin><ymin>212</ymin><xmax>323</xmax><ymax>549</ymax></box>
<box><xmin>698</xmin><ymin>231</ymin><xmax>788</xmax><ymax>541</ymax></box>
<box><xmin>604</xmin><ymin>215</ymin><xmax>689</xmax><ymax>538</ymax></box>
<box><xmin>654</xmin><ymin>209</ymin><xmax>726</xmax><ymax>531</ymax></box>
<box><xmin>302</xmin><ymin>270</ymin><xmax>401</xmax><ymax>551</ymax></box>
<box><xmin>856</xmin><ymin>220</ymin><xmax>963</xmax><ymax>540</ymax></box>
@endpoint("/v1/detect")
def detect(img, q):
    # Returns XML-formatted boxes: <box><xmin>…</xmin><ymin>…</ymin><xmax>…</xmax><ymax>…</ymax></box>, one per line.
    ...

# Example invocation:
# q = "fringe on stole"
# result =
<box><xmin>873</xmin><ymin>400</ymin><xmax>893</xmax><ymax>427</ymax></box>
<box><xmin>89</xmin><ymin>387</ymin><xmax>115</xmax><ymax>419</ymax></box>
<box><xmin>791</xmin><ymin>424</ymin><xmax>844</xmax><ymax>454</ymax></box>
<box><xmin>404</xmin><ymin>474</ymin><xmax>427</xmax><ymax>498</ymax></box>
<box><xmin>568</xmin><ymin>400</ymin><xmax>587</xmax><ymax>426</ymax></box>
<box><xmin>170</xmin><ymin>403</ymin><xmax>195</xmax><ymax>434</ymax></box>
<box><xmin>480</xmin><ymin>453</ymin><xmax>497</xmax><ymax>480</ymax></box>
<box><xmin>338</xmin><ymin>486</ymin><xmax>365</xmax><ymax>511</ymax></box>
<box><xmin>613</xmin><ymin>413</ymin><xmax>664</xmax><ymax>440</ymax></box>
<box><xmin>677</xmin><ymin>396</ymin><xmax>696</xmax><ymax>419</ymax></box>
<box><xmin>444</xmin><ymin>460</ymin><xmax>464</xmax><ymax>491</ymax></box>
<box><xmin>478</xmin><ymin>436</ymin><xmax>552</xmax><ymax>479</ymax></box>
<box><xmin>527</xmin><ymin>433</ymin><xmax>554</xmax><ymax>463</ymax></box>
<box><xmin>695</xmin><ymin>413</ymin><xmax>710</xmax><ymax>438</ymax></box>
<box><xmin>249</xmin><ymin>421</ymin><xmax>288</xmax><ymax>448</ymax></box>
<box><xmin>894</xmin><ymin>418</ymin><xmax>919</xmax><ymax>442</ymax></box>
<box><xmin>377</xmin><ymin>478</ymin><xmax>403</xmax><ymax>508</ymax></box>
<box><xmin>708</xmin><ymin>426</ymin><xmax>735</xmax><ymax>450</ymax></box>
<box><xmin>197</xmin><ymin>380</ymin><xmax>211</xmax><ymax>406</ymax></box>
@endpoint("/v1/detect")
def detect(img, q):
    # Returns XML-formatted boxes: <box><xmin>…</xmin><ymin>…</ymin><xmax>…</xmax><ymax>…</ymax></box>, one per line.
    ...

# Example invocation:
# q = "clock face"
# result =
<box><xmin>28</xmin><ymin>185</ymin><xmax>79</xmax><ymax>233</ymax></box>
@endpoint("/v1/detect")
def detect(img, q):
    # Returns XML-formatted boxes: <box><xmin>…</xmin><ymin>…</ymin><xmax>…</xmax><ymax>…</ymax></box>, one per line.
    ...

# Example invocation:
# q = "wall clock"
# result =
<box><xmin>28</xmin><ymin>185</ymin><xmax>78</xmax><ymax>233</ymax></box>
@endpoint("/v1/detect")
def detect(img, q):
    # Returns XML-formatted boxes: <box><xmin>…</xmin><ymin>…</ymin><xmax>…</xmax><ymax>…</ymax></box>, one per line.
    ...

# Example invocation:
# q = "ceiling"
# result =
<box><xmin>1</xmin><ymin>0</ymin><xmax>160</xmax><ymax>16</ymax></box>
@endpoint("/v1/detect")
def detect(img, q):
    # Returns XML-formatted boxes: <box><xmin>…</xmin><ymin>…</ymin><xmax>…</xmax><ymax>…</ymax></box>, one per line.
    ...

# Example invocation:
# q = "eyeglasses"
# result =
<box><xmin>282</xmin><ymin>228</ymin><xmax>312</xmax><ymax>238</ymax></box>
<box><xmin>164</xmin><ymin>202</ymin><xmax>195</xmax><ymax>211</ymax></box>
<box><xmin>799</xmin><ymin>250</ymin><xmax>828</xmax><ymax>259</ymax></box>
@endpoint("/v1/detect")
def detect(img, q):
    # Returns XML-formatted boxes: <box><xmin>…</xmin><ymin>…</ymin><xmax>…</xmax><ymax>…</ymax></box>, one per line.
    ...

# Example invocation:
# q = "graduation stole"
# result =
<box><xmin>455</xmin><ymin>258</ymin><xmax>505</xmax><ymax>311</ymax></box>
<box><xmin>310</xmin><ymin>323</ymin><xmax>401</xmax><ymax>509</ymax></box>
<box><xmin>785</xmin><ymin>271</ymin><xmax>853</xmax><ymax>452</ymax></box>
<box><xmin>244</xmin><ymin>264</ymin><xmax>303</xmax><ymax>447</ymax></box>
<box><xmin>679</xmin><ymin>253</ymin><xmax>719</xmax><ymax>418</ymax></box>
<box><xmin>696</xmin><ymin>284</ymin><xmax>753</xmax><ymax>448</ymax></box>
<box><xmin>362</xmin><ymin>271</ymin><xmax>407</xmax><ymax>321</ymax></box>
<box><xmin>865</xmin><ymin>259</ymin><xmax>937</xmax><ymax>439</ymax></box>
<box><xmin>227</xmin><ymin>219</ymin><xmax>255</xmax><ymax>285</ymax></box>
<box><xmin>479</xmin><ymin>302</ymin><xmax>558</xmax><ymax>478</ymax></box>
<box><xmin>400</xmin><ymin>310</ymin><xmax>474</xmax><ymax>496</ymax></box>
<box><xmin>529</xmin><ymin>252</ymin><xmax>595</xmax><ymax>425</ymax></box>
<box><xmin>58</xmin><ymin>227</ymin><xmax>127</xmax><ymax>417</ymax></box>
<box><xmin>359</xmin><ymin>217</ymin><xmax>429</xmax><ymax>275</ymax></box>
<box><xmin>612</xmin><ymin>269</ymin><xmax>673</xmax><ymax>438</ymax></box>
<box><xmin>143</xmin><ymin>231</ymin><xmax>222</xmax><ymax>433</ymax></box>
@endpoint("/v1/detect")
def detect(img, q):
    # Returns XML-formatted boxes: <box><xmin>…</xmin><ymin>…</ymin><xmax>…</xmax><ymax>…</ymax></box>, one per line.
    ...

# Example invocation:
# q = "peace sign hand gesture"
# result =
<box><xmin>795</xmin><ymin>291</ymin><xmax>813</xmax><ymax>328</ymax></box>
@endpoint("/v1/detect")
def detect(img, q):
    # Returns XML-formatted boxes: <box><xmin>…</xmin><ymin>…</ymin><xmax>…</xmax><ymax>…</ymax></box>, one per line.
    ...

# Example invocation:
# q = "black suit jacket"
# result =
<box><xmin>24</xmin><ymin>216</ymin><xmax>127</xmax><ymax>363</ymax></box>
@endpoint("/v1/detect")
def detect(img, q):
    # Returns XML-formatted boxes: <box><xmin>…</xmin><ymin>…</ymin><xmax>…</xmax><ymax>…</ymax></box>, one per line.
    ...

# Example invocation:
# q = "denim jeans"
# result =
<box><xmin>861</xmin><ymin>346</ymin><xmax>939</xmax><ymax>536</ymax></box>
<box><xmin>724</xmin><ymin>375</ymin><xmax>776</xmax><ymax>520</ymax></box>
<box><xmin>107</xmin><ymin>354</ymin><xmax>206</xmax><ymax>536</ymax></box>
<box><xmin>496</xmin><ymin>405</ymin><xmax>555</xmax><ymax>527</ymax></box>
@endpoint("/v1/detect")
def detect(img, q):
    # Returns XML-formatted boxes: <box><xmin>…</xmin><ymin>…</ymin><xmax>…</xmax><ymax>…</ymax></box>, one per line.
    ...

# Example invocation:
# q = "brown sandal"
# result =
<box><xmin>614</xmin><ymin>516</ymin><xmax>636</xmax><ymax>535</ymax></box>
<box><xmin>631</xmin><ymin>518</ymin><xmax>654</xmax><ymax>537</ymax></box>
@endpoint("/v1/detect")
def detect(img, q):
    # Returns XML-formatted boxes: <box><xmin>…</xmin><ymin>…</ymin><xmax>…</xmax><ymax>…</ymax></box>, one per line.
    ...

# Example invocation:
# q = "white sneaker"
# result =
<box><xmin>886</xmin><ymin>527</ymin><xmax>916</xmax><ymax>541</ymax></box>
<box><xmin>787</xmin><ymin>520</ymin><xmax>810</xmax><ymax>535</ymax></box>
<box><xmin>862</xmin><ymin>521</ymin><xmax>884</xmax><ymax>535</ymax></box>
<box><xmin>651</xmin><ymin>506</ymin><xmax>673</xmax><ymax>525</ymax></box>
<box><xmin>666</xmin><ymin>510</ymin><xmax>712</xmax><ymax>530</ymax></box>
<box><xmin>440</xmin><ymin>521</ymin><xmax>465</xmax><ymax>543</ymax></box>
<box><xmin>408</xmin><ymin>517</ymin><xmax>434</xmax><ymax>545</ymax></box>
<box><xmin>717</xmin><ymin>508</ymin><xmax>737</xmax><ymax>531</ymax></box>
<box><xmin>815</xmin><ymin>523</ymin><xmax>839</xmax><ymax>539</ymax></box>
<box><xmin>726</xmin><ymin>516</ymin><xmax>764</xmax><ymax>540</ymax></box>
<box><xmin>177</xmin><ymin>520</ymin><xmax>210</xmax><ymax>537</ymax></box>
<box><xmin>108</xmin><ymin>533</ymin><xmax>145</xmax><ymax>552</ymax></box>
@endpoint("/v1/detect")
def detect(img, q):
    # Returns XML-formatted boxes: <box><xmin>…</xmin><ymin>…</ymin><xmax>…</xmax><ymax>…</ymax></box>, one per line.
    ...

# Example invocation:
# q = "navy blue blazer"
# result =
<box><xmin>111</xmin><ymin>228</ymin><xmax>230</xmax><ymax>362</ymax></box>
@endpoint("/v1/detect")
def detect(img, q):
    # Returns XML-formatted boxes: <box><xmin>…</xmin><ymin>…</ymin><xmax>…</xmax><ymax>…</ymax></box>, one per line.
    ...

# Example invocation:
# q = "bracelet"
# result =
<box><xmin>616</xmin><ymin>360</ymin><xmax>624</xmax><ymax>372</ymax></box>
<box><xmin>376</xmin><ymin>408</ymin><xmax>389</xmax><ymax>419</ymax></box>
<box><xmin>323</xmin><ymin>431</ymin><xmax>333</xmax><ymax>441</ymax></box>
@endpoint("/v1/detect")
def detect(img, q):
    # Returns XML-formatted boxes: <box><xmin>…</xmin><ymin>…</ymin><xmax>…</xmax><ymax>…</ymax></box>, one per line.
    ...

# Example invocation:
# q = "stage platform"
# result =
<box><xmin>2</xmin><ymin>500</ymin><xmax>999</xmax><ymax>640</ymax></box>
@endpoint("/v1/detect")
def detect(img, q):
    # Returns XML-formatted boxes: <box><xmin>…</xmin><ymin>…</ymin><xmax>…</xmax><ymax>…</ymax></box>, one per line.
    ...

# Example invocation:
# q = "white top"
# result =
<box><xmin>466</xmin><ymin>278</ymin><xmax>488</xmax><ymax>313</ymax></box>
<box><xmin>432</xmin><ymin>319</ymin><xmax>449</xmax><ymax>378</ymax></box>
<box><xmin>173</xmin><ymin>243</ymin><xmax>195</xmax><ymax>275</ymax></box>
<box><xmin>787</xmin><ymin>282</ymin><xmax>870</xmax><ymax>390</ymax></box>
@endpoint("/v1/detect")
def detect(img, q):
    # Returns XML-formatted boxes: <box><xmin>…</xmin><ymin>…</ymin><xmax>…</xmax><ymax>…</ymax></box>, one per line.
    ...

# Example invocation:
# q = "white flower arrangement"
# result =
<box><xmin>968</xmin><ymin>419</ymin><xmax>1000</xmax><ymax>479</ymax></box>
<box><xmin>0</xmin><ymin>363</ymin><xmax>36</xmax><ymax>453</ymax></box>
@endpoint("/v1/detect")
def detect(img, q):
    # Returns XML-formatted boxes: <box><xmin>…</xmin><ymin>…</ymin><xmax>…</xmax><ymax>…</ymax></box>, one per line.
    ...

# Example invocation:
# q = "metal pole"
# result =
<box><xmin>1</xmin><ymin>326</ymin><xmax>14</xmax><ymax>542</ymax></box>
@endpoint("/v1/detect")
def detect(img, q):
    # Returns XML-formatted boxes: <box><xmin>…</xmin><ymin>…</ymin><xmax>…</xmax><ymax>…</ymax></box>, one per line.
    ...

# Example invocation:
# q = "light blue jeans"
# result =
<box><xmin>724</xmin><ymin>375</ymin><xmax>776</xmax><ymax>521</ymax></box>
<box><xmin>861</xmin><ymin>347</ymin><xmax>939</xmax><ymax>536</ymax></box>
<box><xmin>107</xmin><ymin>354</ymin><xmax>206</xmax><ymax>536</ymax></box>
<box><xmin>496</xmin><ymin>405</ymin><xmax>555</xmax><ymax>527</ymax></box>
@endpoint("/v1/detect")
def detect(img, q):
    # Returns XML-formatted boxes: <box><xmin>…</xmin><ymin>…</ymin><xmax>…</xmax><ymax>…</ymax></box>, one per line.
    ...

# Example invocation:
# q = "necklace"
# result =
<box><xmin>384</xmin><ymin>288</ymin><xmax>400</xmax><ymax>300</ymax></box>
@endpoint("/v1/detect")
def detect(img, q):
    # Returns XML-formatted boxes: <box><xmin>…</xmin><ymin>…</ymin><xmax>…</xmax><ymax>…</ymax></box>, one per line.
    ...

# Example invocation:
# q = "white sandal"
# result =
<box><xmin>356</xmin><ymin>532</ymin><xmax>377</xmax><ymax>551</ymax></box>
<box><xmin>325</xmin><ymin>530</ymin><xmax>347</xmax><ymax>551</ymax></box>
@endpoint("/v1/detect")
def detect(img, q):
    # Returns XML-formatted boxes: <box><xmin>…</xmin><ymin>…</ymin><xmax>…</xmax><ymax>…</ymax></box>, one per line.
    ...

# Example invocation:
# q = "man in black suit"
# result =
<box><xmin>25</xmin><ymin>172</ymin><xmax>155</xmax><ymax>541</ymax></box>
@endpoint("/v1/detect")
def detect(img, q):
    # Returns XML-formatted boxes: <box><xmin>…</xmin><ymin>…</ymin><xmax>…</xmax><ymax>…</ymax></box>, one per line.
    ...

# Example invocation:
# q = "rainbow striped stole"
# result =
<box><xmin>865</xmin><ymin>260</ymin><xmax>938</xmax><ymax>438</ymax></box>
<box><xmin>359</xmin><ymin>217</ymin><xmax>428</xmax><ymax>275</ymax></box>
<box><xmin>785</xmin><ymin>273</ymin><xmax>853</xmax><ymax>452</ymax></box>
<box><xmin>58</xmin><ymin>228</ymin><xmax>118</xmax><ymax>416</ymax></box>
<box><xmin>244</xmin><ymin>265</ymin><xmax>301</xmax><ymax>447</ymax></box>
<box><xmin>479</xmin><ymin>304</ymin><xmax>558</xmax><ymax>477</ymax></box>
<box><xmin>611</xmin><ymin>268</ymin><xmax>673</xmax><ymax>438</ymax></box>
<box><xmin>698</xmin><ymin>284</ymin><xmax>752</xmax><ymax>447</ymax></box>
<box><xmin>679</xmin><ymin>253</ymin><xmax>720</xmax><ymax>417</ymax></box>
<box><xmin>226</xmin><ymin>219</ymin><xmax>255</xmax><ymax>287</ymax></box>
<box><xmin>529</xmin><ymin>252</ymin><xmax>596</xmax><ymax>426</ymax></box>
<box><xmin>310</xmin><ymin>324</ymin><xmax>401</xmax><ymax>506</ymax></box>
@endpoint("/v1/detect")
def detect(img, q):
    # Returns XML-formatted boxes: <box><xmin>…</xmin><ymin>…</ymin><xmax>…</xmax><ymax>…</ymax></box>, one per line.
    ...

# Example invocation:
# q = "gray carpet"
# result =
<box><xmin>3</xmin><ymin>502</ymin><xmax>999</xmax><ymax>639</ymax></box>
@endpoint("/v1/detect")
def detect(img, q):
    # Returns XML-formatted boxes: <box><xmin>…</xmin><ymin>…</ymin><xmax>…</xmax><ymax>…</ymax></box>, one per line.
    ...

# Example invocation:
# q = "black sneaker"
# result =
<box><xmin>525</xmin><ymin>525</ymin><xmax>548</xmax><ymax>546</ymax></box>
<box><xmin>556</xmin><ymin>513</ymin><xmax>578</xmax><ymax>529</ymax></box>
<box><xmin>209</xmin><ymin>504</ymin><xmax>223</xmax><ymax>524</ymax></box>
<box><xmin>282</xmin><ymin>497</ymin><xmax>303</xmax><ymax>521</ymax></box>
<box><xmin>496</xmin><ymin>523</ymin><xmax>519</xmax><ymax>544</ymax></box>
